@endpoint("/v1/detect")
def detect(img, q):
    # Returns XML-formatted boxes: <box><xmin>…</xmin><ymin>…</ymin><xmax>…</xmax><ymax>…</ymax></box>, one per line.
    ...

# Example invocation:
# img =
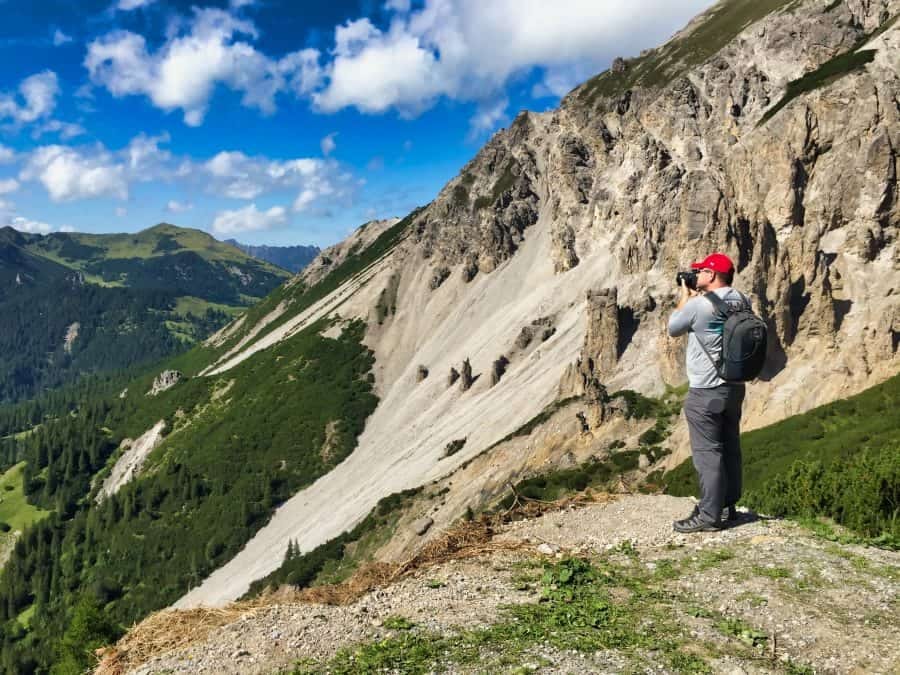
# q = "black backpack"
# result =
<box><xmin>698</xmin><ymin>291</ymin><xmax>768</xmax><ymax>382</ymax></box>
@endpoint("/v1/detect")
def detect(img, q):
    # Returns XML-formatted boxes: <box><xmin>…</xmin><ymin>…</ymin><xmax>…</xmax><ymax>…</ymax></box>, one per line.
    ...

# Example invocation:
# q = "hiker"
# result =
<box><xmin>667</xmin><ymin>253</ymin><xmax>753</xmax><ymax>533</ymax></box>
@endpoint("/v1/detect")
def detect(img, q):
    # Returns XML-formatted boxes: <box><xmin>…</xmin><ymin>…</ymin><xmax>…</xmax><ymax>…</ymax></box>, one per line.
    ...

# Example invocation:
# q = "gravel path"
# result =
<box><xmin>125</xmin><ymin>495</ymin><xmax>900</xmax><ymax>674</ymax></box>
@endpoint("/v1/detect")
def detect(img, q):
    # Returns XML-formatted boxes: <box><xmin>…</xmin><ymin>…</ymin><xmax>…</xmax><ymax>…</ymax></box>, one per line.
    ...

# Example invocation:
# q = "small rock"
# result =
<box><xmin>412</xmin><ymin>517</ymin><xmax>434</xmax><ymax>536</ymax></box>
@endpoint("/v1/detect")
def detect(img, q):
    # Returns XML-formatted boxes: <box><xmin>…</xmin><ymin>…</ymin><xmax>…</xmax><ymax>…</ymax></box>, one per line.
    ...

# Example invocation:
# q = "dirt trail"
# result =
<box><xmin>118</xmin><ymin>495</ymin><xmax>899</xmax><ymax>675</ymax></box>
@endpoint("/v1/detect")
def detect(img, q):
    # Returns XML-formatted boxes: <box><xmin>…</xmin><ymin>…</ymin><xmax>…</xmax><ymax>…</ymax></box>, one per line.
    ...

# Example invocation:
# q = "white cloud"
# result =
<box><xmin>211</xmin><ymin>203</ymin><xmax>287</xmax><ymax>234</ymax></box>
<box><xmin>86</xmin><ymin>8</ymin><xmax>322</xmax><ymax>126</ymax></box>
<box><xmin>116</xmin><ymin>206</ymin><xmax>128</xmax><ymax>217</ymax></box>
<box><xmin>32</xmin><ymin>119</ymin><xmax>86</xmax><ymax>140</ymax></box>
<box><xmin>197</xmin><ymin>150</ymin><xmax>356</xmax><ymax>210</ymax></box>
<box><xmin>117</xmin><ymin>0</ymin><xmax>157</xmax><ymax>10</ymax></box>
<box><xmin>53</xmin><ymin>29</ymin><xmax>73</xmax><ymax>46</ymax></box>
<box><xmin>320</xmin><ymin>132</ymin><xmax>337</xmax><ymax>156</ymax></box>
<box><xmin>125</xmin><ymin>132</ymin><xmax>171</xmax><ymax>175</ymax></box>
<box><xmin>468</xmin><ymin>98</ymin><xmax>508</xmax><ymax>139</ymax></box>
<box><xmin>0</xmin><ymin>146</ymin><xmax>14</xmax><ymax>163</ymax></box>
<box><xmin>166</xmin><ymin>199</ymin><xmax>193</xmax><ymax>213</ymax></box>
<box><xmin>313</xmin><ymin>0</ymin><xmax>713</xmax><ymax>121</ymax></box>
<box><xmin>59</xmin><ymin>224</ymin><xmax>76</xmax><ymax>233</ymax></box>
<box><xmin>9</xmin><ymin>215</ymin><xmax>53</xmax><ymax>234</ymax></box>
<box><xmin>384</xmin><ymin>0</ymin><xmax>411</xmax><ymax>12</ymax></box>
<box><xmin>0</xmin><ymin>179</ymin><xmax>19</xmax><ymax>194</ymax></box>
<box><xmin>20</xmin><ymin>145</ymin><xmax>128</xmax><ymax>202</ymax></box>
<box><xmin>0</xmin><ymin>71</ymin><xmax>59</xmax><ymax>124</ymax></box>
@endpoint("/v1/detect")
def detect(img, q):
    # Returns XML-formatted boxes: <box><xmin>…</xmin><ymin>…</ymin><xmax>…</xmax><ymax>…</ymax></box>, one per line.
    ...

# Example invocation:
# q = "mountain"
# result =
<box><xmin>223</xmin><ymin>238</ymin><xmax>320</xmax><ymax>274</ymax></box>
<box><xmin>1</xmin><ymin>0</ymin><xmax>899</xmax><ymax>672</ymax></box>
<box><xmin>0</xmin><ymin>223</ymin><xmax>289</xmax><ymax>403</ymax></box>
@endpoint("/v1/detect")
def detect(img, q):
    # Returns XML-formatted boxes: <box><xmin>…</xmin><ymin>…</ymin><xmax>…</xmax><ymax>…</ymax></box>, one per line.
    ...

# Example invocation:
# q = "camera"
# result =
<box><xmin>676</xmin><ymin>270</ymin><xmax>698</xmax><ymax>290</ymax></box>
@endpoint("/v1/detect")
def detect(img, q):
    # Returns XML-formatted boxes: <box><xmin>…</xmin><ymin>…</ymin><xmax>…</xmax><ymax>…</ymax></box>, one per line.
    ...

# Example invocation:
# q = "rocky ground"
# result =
<box><xmin>122</xmin><ymin>495</ymin><xmax>899</xmax><ymax>674</ymax></box>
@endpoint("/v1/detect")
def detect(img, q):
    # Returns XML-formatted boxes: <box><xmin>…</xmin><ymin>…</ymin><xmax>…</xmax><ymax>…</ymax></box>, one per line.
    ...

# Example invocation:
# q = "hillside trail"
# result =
<box><xmin>106</xmin><ymin>495</ymin><xmax>898</xmax><ymax>674</ymax></box>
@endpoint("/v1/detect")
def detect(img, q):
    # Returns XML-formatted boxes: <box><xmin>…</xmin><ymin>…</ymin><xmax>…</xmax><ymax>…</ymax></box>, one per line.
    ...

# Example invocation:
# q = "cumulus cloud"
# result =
<box><xmin>0</xmin><ymin>179</ymin><xmax>19</xmax><ymax>194</ymax></box>
<box><xmin>0</xmin><ymin>71</ymin><xmax>59</xmax><ymax>124</ymax></box>
<box><xmin>198</xmin><ymin>150</ymin><xmax>357</xmax><ymax>210</ymax></box>
<box><xmin>32</xmin><ymin>119</ymin><xmax>86</xmax><ymax>140</ymax></box>
<box><xmin>20</xmin><ymin>145</ymin><xmax>128</xmax><ymax>202</ymax></box>
<box><xmin>53</xmin><ymin>29</ymin><xmax>73</xmax><ymax>46</ymax></box>
<box><xmin>166</xmin><ymin>199</ymin><xmax>193</xmax><ymax>213</ymax></box>
<box><xmin>9</xmin><ymin>215</ymin><xmax>53</xmax><ymax>234</ymax></box>
<box><xmin>468</xmin><ymin>98</ymin><xmax>508</xmax><ymax>139</ymax></box>
<box><xmin>117</xmin><ymin>0</ymin><xmax>157</xmax><ymax>10</ymax></box>
<box><xmin>86</xmin><ymin>8</ymin><xmax>324</xmax><ymax>126</ymax></box>
<box><xmin>312</xmin><ymin>0</ymin><xmax>713</xmax><ymax>123</ymax></box>
<box><xmin>211</xmin><ymin>203</ymin><xmax>287</xmax><ymax>234</ymax></box>
<box><xmin>320</xmin><ymin>133</ymin><xmax>337</xmax><ymax>156</ymax></box>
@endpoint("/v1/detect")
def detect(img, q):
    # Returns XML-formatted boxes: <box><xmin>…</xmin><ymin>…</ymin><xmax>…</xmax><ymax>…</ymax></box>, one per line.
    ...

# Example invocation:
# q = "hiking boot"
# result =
<box><xmin>673</xmin><ymin>510</ymin><xmax>721</xmax><ymax>533</ymax></box>
<box><xmin>721</xmin><ymin>504</ymin><xmax>739</xmax><ymax>524</ymax></box>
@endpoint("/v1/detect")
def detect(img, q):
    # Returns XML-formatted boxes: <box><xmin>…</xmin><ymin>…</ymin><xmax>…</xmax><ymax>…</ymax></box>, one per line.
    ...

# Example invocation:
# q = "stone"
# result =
<box><xmin>447</xmin><ymin>367</ymin><xmax>460</xmax><ymax>388</ymax></box>
<box><xmin>490</xmin><ymin>355</ymin><xmax>509</xmax><ymax>386</ymax></box>
<box><xmin>460</xmin><ymin>358</ymin><xmax>474</xmax><ymax>392</ymax></box>
<box><xmin>412</xmin><ymin>517</ymin><xmax>434</xmax><ymax>536</ymax></box>
<box><xmin>416</xmin><ymin>365</ymin><xmax>429</xmax><ymax>382</ymax></box>
<box><xmin>148</xmin><ymin>370</ymin><xmax>182</xmax><ymax>396</ymax></box>
<box><xmin>429</xmin><ymin>266</ymin><xmax>451</xmax><ymax>290</ymax></box>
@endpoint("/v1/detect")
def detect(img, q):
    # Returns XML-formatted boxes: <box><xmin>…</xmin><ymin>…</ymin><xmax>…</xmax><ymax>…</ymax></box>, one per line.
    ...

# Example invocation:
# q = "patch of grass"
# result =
<box><xmin>716</xmin><ymin>617</ymin><xmax>768</xmax><ymax>648</ymax></box>
<box><xmin>759</xmin><ymin>49</ymin><xmax>877</xmax><ymax>125</ymax></box>
<box><xmin>383</xmin><ymin>615</ymin><xmax>416</xmax><ymax>631</ymax></box>
<box><xmin>752</xmin><ymin>565</ymin><xmax>791</xmax><ymax>579</ymax></box>
<box><xmin>0</xmin><ymin>462</ymin><xmax>49</xmax><ymax>532</ymax></box>
<box><xmin>496</xmin><ymin>452</ymin><xmax>639</xmax><ymax>510</ymax></box>
<box><xmin>303</xmin><ymin>556</ymin><xmax>705</xmax><ymax>674</ymax></box>
<box><xmin>695</xmin><ymin>547</ymin><xmax>736</xmax><ymax>570</ymax></box>
<box><xmin>735</xmin><ymin>591</ymin><xmax>768</xmax><ymax>608</ymax></box>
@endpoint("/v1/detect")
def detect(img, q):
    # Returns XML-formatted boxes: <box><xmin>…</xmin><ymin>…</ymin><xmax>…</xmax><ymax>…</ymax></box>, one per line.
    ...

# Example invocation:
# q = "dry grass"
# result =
<box><xmin>95</xmin><ymin>490</ymin><xmax>616</xmax><ymax>674</ymax></box>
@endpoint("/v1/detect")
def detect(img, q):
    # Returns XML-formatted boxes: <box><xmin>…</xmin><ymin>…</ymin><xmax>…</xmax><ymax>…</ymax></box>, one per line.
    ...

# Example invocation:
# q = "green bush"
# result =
<box><xmin>742</xmin><ymin>446</ymin><xmax>899</xmax><ymax>540</ymax></box>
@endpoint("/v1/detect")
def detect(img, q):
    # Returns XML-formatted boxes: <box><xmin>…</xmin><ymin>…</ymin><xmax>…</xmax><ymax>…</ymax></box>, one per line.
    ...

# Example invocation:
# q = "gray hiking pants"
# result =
<box><xmin>684</xmin><ymin>384</ymin><xmax>746</xmax><ymax>524</ymax></box>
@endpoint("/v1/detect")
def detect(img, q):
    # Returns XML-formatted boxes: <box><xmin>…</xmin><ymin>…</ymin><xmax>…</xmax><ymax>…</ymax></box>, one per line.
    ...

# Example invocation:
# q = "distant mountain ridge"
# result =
<box><xmin>0</xmin><ymin>223</ymin><xmax>290</xmax><ymax>402</ymax></box>
<box><xmin>224</xmin><ymin>238</ymin><xmax>320</xmax><ymax>274</ymax></box>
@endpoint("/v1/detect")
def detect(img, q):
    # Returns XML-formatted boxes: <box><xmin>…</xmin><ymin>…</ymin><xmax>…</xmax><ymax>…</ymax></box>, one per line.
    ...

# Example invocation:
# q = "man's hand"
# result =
<box><xmin>675</xmin><ymin>278</ymin><xmax>697</xmax><ymax>311</ymax></box>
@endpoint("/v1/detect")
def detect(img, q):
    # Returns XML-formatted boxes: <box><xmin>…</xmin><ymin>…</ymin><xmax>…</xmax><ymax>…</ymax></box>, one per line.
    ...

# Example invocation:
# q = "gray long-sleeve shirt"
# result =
<box><xmin>668</xmin><ymin>286</ymin><xmax>751</xmax><ymax>388</ymax></box>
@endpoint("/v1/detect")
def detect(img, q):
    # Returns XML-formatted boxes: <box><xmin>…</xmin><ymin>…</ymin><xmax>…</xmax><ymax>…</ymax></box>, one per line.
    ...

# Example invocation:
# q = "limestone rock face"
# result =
<box><xmin>148</xmin><ymin>370</ymin><xmax>182</xmax><ymax>396</ymax></box>
<box><xmin>402</xmin><ymin>0</ymin><xmax>900</xmax><ymax>429</ymax></box>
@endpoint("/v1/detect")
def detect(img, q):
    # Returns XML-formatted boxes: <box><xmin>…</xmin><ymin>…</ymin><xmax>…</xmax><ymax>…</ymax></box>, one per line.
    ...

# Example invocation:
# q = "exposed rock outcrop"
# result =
<box><xmin>459</xmin><ymin>359</ymin><xmax>474</xmax><ymax>392</ymax></box>
<box><xmin>148</xmin><ymin>370</ymin><xmax>182</xmax><ymax>396</ymax></box>
<box><xmin>96</xmin><ymin>421</ymin><xmax>166</xmax><ymax>501</ymax></box>
<box><xmin>416</xmin><ymin>365</ymin><xmax>429</xmax><ymax>382</ymax></box>
<box><xmin>490</xmin><ymin>356</ymin><xmax>510</xmax><ymax>387</ymax></box>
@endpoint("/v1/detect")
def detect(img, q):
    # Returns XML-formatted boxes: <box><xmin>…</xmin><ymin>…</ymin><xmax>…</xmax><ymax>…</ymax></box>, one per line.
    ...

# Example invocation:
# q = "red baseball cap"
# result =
<box><xmin>690</xmin><ymin>253</ymin><xmax>734</xmax><ymax>274</ymax></box>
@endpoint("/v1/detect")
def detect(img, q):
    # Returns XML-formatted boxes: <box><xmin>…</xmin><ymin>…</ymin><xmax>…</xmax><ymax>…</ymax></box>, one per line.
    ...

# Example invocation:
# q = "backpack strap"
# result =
<box><xmin>704</xmin><ymin>290</ymin><xmax>732</xmax><ymax>317</ymax></box>
<box><xmin>695</xmin><ymin>292</ymin><xmax>731</xmax><ymax>378</ymax></box>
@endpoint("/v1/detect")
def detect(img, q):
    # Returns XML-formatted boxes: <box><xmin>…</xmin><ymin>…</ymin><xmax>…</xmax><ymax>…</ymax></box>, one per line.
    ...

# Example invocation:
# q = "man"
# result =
<box><xmin>667</xmin><ymin>253</ymin><xmax>751</xmax><ymax>533</ymax></box>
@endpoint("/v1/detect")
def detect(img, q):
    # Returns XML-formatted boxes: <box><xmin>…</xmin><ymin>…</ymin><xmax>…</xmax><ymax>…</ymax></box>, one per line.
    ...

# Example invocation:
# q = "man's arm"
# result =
<box><xmin>668</xmin><ymin>285</ymin><xmax>698</xmax><ymax>337</ymax></box>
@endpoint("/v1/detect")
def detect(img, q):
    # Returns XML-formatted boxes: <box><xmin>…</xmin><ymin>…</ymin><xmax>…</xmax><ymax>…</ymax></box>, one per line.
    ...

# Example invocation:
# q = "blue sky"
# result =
<box><xmin>0</xmin><ymin>0</ymin><xmax>712</xmax><ymax>247</ymax></box>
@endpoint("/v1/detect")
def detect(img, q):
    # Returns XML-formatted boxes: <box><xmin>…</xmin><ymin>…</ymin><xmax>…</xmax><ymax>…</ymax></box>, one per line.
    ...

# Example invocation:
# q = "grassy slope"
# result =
<box><xmin>199</xmin><ymin>207</ymin><xmax>421</xmax><ymax>370</ymax></box>
<box><xmin>577</xmin><ymin>0</ymin><xmax>795</xmax><ymax>105</ymax></box>
<box><xmin>24</xmin><ymin>224</ymin><xmax>289</xmax><ymax>294</ymax></box>
<box><xmin>0</xmin><ymin>463</ymin><xmax>48</xmax><ymax>531</ymax></box>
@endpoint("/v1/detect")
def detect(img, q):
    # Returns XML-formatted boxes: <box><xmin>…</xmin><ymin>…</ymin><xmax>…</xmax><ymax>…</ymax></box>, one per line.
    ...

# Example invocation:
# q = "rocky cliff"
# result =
<box><xmin>175</xmin><ymin>0</ymin><xmax>899</xmax><ymax>608</ymax></box>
